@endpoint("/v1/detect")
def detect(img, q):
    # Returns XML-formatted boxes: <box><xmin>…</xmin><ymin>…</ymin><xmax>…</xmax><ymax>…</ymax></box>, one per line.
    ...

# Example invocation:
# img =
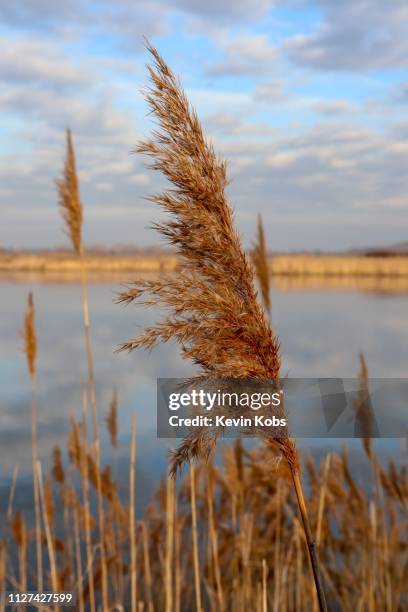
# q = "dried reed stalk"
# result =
<box><xmin>312</xmin><ymin>454</ymin><xmax>331</xmax><ymax>612</ymax></box>
<box><xmin>190</xmin><ymin>460</ymin><xmax>202</xmax><ymax>612</ymax></box>
<box><xmin>262</xmin><ymin>559</ymin><xmax>268</xmax><ymax>612</ymax></box>
<box><xmin>207</xmin><ymin>469</ymin><xmax>224</xmax><ymax>611</ymax></box>
<box><xmin>57</xmin><ymin>128</ymin><xmax>108</xmax><ymax>611</ymax></box>
<box><xmin>7</xmin><ymin>465</ymin><xmax>19</xmax><ymax>522</ymax></box>
<box><xmin>129</xmin><ymin>416</ymin><xmax>137</xmax><ymax>611</ymax></box>
<box><xmin>37</xmin><ymin>461</ymin><xmax>59</xmax><ymax>601</ymax></box>
<box><xmin>251</xmin><ymin>214</ymin><xmax>271</xmax><ymax>318</ymax></box>
<box><xmin>273</xmin><ymin>480</ymin><xmax>281</xmax><ymax>612</ymax></box>
<box><xmin>165</xmin><ymin>472</ymin><xmax>174</xmax><ymax>612</ymax></box>
<box><xmin>80</xmin><ymin>388</ymin><xmax>96</xmax><ymax>612</ymax></box>
<box><xmin>316</xmin><ymin>454</ymin><xmax>331</xmax><ymax>545</ymax></box>
<box><xmin>174</xmin><ymin>494</ymin><xmax>182</xmax><ymax>612</ymax></box>
<box><xmin>73</xmin><ymin>501</ymin><xmax>85</xmax><ymax>612</ymax></box>
<box><xmin>141</xmin><ymin>522</ymin><xmax>154</xmax><ymax>612</ymax></box>
<box><xmin>117</xmin><ymin>42</ymin><xmax>327</xmax><ymax>611</ymax></box>
<box><xmin>22</xmin><ymin>292</ymin><xmax>43</xmax><ymax>592</ymax></box>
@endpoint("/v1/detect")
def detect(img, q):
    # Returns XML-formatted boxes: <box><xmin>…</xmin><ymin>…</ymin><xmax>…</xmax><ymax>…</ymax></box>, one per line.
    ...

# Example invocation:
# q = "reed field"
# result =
<box><xmin>2</xmin><ymin>252</ymin><xmax>408</xmax><ymax>281</ymax></box>
<box><xmin>0</xmin><ymin>42</ymin><xmax>407</xmax><ymax>612</ymax></box>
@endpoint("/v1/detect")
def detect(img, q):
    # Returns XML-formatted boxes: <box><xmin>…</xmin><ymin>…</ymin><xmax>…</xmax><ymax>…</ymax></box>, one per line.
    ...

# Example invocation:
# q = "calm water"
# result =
<box><xmin>0</xmin><ymin>278</ymin><xmax>407</xmax><ymax>515</ymax></box>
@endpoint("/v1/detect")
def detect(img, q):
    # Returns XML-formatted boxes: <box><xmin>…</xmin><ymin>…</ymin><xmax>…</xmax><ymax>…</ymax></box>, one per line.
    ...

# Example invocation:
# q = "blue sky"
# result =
<box><xmin>1</xmin><ymin>0</ymin><xmax>407</xmax><ymax>250</ymax></box>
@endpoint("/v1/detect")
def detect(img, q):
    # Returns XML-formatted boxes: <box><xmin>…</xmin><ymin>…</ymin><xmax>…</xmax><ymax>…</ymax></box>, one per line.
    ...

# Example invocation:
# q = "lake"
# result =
<box><xmin>0</xmin><ymin>277</ymin><xmax>406</xmax><ymax>517</ymax></box>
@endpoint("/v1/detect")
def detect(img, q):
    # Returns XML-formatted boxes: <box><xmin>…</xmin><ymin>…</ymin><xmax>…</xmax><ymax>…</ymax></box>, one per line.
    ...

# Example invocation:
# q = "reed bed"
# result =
<box><xmin>0</xmin><ymin>252</ymin><xmax>178</xmax><ymax>274</ymax></box>
<box><xmin>269</xmin><ymin>255</ymin><xmax>408</xmax><ymax>277</ymax></box>
<box><xmin>1</xmin><ymin>415</ymin><xmax>407</xmax><ymax>610</ymax></box>
<box><xmin>2</xmin><ymin>253</ymin><xmax>408</xmax><ymax>279</ymax></box>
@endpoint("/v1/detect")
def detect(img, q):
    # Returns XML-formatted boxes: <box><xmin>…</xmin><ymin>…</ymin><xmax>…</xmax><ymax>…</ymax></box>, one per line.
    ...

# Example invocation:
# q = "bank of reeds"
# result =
<box><xmin>2</xmin><ymin>252</ymin><xmax>408</xmax><ymax>280</ymax></box>
<box><xmin>1</xmin><ymin>407</ymin><xmax>407</xmax><ymax>610</ymax></box>
<box><xmin>269</xmin><ymin>254</ymin><xmax>408</xmax><ymax>277</ymax></box>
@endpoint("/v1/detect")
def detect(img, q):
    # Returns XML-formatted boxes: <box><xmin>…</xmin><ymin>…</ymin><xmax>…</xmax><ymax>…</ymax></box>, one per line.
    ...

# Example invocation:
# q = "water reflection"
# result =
<box><xmin>0</xmin><ymin>278</ymin><xmax>406</xmax><ymax>515</ymax></box>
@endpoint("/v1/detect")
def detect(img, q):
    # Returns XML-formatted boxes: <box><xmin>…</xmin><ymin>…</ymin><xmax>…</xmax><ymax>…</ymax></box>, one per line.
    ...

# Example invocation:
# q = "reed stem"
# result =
<box><xmin>291</xmin><ymin>469</ymin><xmax>328</xmax><ymax>612</ymax></box>
<box><xmin>190</xmin><ymin>460</ymin><xmax>202</xmax><ymax>612</ymax></box>
<box><xmin>79</xmin><ymin>249</ymin><xmax>108</xmax><ymax>611</ymax></box>
<box><xmin>165</xmin><ymin>472</ymin><xmax>174</xmax><ymax>612</ymax></box>
<box><xmin>37</xmin><ymin>461</ymin><xmax>59</xmax><ymax>606</ymax></box>
<box><xmin>31</xmin><ymin>382</ymin><xmax>43</xmax><ymax>594</ymax></box>
<box><xmin>129</xmin><ymin>416</ymin><xmax>137</xmax><ymax>611</ymax></box>
<box><xmin>80</xmin><ymin>386</ymin><xmax>96</xmax><ymax>612</ymax></box>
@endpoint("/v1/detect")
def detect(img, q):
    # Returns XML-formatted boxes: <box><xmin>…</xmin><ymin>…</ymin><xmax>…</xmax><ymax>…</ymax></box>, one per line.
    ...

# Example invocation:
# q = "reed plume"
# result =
<box><xmin>355</xmin><ymin>352</ymin><xmax>377</xmax><ymax>459</ymax></box>
<box><xmin>10</xmin><ymin>510</ymin><xmax>27</xmax><ymax>591</ymax></box>
<box><xmin>23</xmin><ymin>292</ymin><xmax>36</xmax><ymax>383</ymax></box>
<box><xmin>56</xmin><ymin>128</ymin><xmax>83</xmax><ymax>254</ymax></box>
<box><xmin>251</xmin><ymin>214</ymin><xmax>271</xmax><ymax>317</ymax></box>
<box><xmin>22</xmin><ymin>292</ymin><xmax>43</xmax><ymax>592</ymax></box>
<box><xmin>106</xmin><ymin>388</ymin><xmax>118</xmax><ymax>449</ymax></box>
<box><xmin>117</xmin><ymin>41</ymin><xmax>284</xmax><ymax>459</ymax></box>
<box><xmin>118</xmin><ymin>41</ymin><xmax>327</xmax><ymax>611</ymax></box>
<box><xmin>52</xmin><ymin>446</ymin><xmax>66</xmax><ymax>484</ymax></box>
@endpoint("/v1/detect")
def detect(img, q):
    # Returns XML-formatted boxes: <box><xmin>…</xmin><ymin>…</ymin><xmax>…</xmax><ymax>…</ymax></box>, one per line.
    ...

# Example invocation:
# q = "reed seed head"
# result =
<box><xmin>106</xmin><ymin>388</ymin><xmax>118</xmax><ymax>449</ymax></box>
<box><xmin>251</xmin><ymin>214</ymin><xmax>271</xmax><ymax>316</ymax></box>
<box><xmin>52</xmin><ymin>446</ymin><xmax>65</xmax><ymax>484</ymax></box>
<box><xmin>56</xmin><ymin>128</ymin><xmax>83</xmax><ymax>254</ymax></box>
<box><xmin>10</xmin><ymin>510</ymin><xmax>27</xmax><ymax>548</ymax></box>
<box><xmin>23</xmin><ymin>291</ymin><xmax>36</xmax><ymax>383</ymax></box>
<box><xmin>117</xmin><ymin>42</ymin><xmax>299</xmax><ymax>474</ymax></box>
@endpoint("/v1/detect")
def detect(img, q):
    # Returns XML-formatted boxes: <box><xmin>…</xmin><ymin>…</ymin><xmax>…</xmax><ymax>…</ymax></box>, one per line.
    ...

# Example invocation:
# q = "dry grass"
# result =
<box><xmin>0</xmin><ymin>252</ymin><xmax>178</xmax><ymax>275</ymax></box>
<box><xmin>2</xmin><ymin>414</ymin><xmax>407</xmax><ymax>610</ymax></box>
<box><xmin>269</xmin><ymin>254</ymin><xmax>408</xmax><ymax>276</ymax></box>
<box><xmin>3</xmin><ymin>252</ymin><xmax>408</xmax><ymax>278</ymax></box>
<box><xmin>1</xmin><ymin>277</ymin><xmax>407</xmax><ymax>610</ymax></box>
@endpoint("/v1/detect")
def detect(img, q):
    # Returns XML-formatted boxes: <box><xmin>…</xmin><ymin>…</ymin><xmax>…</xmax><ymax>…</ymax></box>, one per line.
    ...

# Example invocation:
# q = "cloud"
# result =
<box><xmin>394</xmin><ymin>81</ymin><xmax>408</xmax><ymax>103</ymax></box>
<box><xmin>0</xmin><ymin>0</ymin><xmax>82</xmax><ymax>30</ymax></box>
<box><xmin>205</xmin><ymin>34</ymin><xmax>279</xmax><ymax>77</ymax></box>
<box><xmin>254</xmin><ymin>79</ymin><xmax>288</xmax><ymax>103</ymax></box>
<box><xmin>1</xmin><ymin>0</ymin><xmax>407</xmax><ymax>251</ymax></box>
<box><xmin>311</xmin><ymin>100</ymin><xmax>356</xmax><ymax>116</ymax></box>
<box><xmin>0</xmin><ymin>39</ymin><xmax>94</xmax><ymax>90</ymax></box>
<box><xmin>162</xmin><ymin>0</ymin><xmax>274</xmax><ymax>23</ymax></box>
<box><xmin>0</xmin><ymin>1</ymin><xmax>168</xmax><ymax>50</ymax></box>
<box><xmin>286</xmin><ymin>0</ymin><xmax>408</xmax><ymax>71</ymax></box>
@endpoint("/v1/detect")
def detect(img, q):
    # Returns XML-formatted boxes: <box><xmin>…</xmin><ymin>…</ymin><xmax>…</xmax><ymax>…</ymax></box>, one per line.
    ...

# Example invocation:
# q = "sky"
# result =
<box><xmin>1</xmin><ymin>0</ymin><xmax>408</xmax><ymax>251</ymax></box>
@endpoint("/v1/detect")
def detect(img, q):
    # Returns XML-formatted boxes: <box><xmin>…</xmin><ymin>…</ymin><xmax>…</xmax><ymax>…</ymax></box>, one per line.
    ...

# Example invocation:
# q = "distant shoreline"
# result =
<box><xmin>1</xmin><ymin>251</ymin><xmax>408</xmax><ymax>278</ymax></box>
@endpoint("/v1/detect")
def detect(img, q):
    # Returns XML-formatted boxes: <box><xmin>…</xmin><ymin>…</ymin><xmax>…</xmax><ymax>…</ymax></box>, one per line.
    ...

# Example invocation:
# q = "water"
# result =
<box><xmin>0</xmin><ymin>278</ymin><xmax>406</xmax><ymax>517</ymax></box>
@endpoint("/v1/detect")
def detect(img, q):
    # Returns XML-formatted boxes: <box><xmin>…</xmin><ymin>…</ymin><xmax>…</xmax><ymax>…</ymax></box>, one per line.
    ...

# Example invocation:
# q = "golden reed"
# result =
<box><xmin>117</xmin><ymin>42</ymin><xmax>327</xmax><ymax>611</ymax></box>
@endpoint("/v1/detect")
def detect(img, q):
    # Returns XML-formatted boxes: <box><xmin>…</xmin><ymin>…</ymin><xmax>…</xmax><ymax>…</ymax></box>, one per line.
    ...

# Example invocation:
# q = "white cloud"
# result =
<box><xmin>205</xmin><ymin>34</ymin><xmax>279</xmax><ymax>77</ymax></box>
<box><xmin>0</xmin><ymin>38</ymin><xmax>94</xmax><ymax>89</ymax></box>
<box><xmin>254</xmin><ymin>79</ymin><xmax>288</xmax><ymax>103</ymax></box>
<box><xmin>161</xmin><ymin>0</ymin><xmax>274</xmax><ymax>23</ymax></box>
<box><xmin>286</xmin><ymin>0</ymin><xmax>408</xmax><ymax>71</ymax></box>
